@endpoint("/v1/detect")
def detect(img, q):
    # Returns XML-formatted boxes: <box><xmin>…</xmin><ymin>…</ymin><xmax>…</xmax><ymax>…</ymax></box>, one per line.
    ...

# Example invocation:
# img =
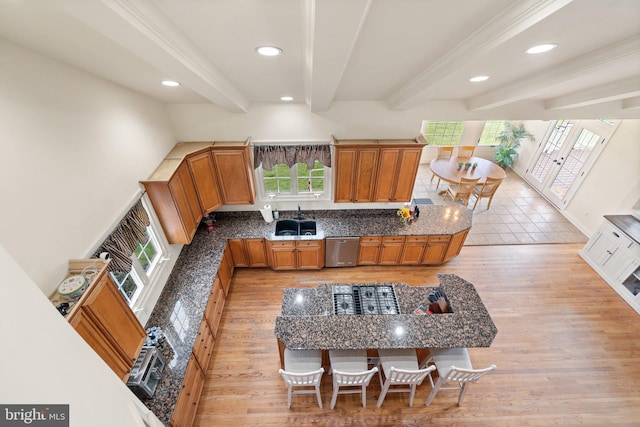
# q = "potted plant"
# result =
<box><xmin>494</xmin><ymin>122</ymin><xmax>535</xmax><ymax>169</ymax></box>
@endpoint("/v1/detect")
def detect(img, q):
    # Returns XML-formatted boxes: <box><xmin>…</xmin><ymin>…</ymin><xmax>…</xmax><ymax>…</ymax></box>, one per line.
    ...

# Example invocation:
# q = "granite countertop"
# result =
<box><xmin>139</xmin><ymin>205</ymin><xmax>473</xmax><ymax>425</ymax></box>
<box><xmin>274</xmin><ymin>274</ymin><xmax>497</xmax><ymax>350</ymax></box>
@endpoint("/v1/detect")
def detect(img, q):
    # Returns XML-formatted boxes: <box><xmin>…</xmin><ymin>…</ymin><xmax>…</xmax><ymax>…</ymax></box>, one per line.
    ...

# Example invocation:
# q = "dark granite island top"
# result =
<box><xmin>275</xmin><ymin>274</ymin><xmax>497</xmax><ymax>351</ymax></box>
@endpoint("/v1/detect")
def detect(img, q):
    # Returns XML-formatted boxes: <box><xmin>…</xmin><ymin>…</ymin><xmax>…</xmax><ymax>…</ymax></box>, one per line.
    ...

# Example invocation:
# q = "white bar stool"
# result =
<box><xmin>328</xmin><ymin>349</ymin><xmax>378</xmax><ymax>409</ymax></box>
<box><xmin>278</xmin><ymin>348</ymin><xmax>324</xmax><ymax>408</ymax></box>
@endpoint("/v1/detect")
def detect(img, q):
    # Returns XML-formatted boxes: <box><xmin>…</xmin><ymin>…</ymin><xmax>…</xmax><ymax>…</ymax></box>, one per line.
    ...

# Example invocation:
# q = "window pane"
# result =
<box><xmin>423</xmin><ymin>121</ymin><xmax>464</xmax><ymax>146</ymax></box>
<box><xmin>260</xmin><ymin>160</ymin><xmax>327</xmax><ymax>197</ymax></box>
<box><xmin>133</xmin><ymin>229</ymin><xmax>158</xmax><ymax>273</ymax></box>
<box><xmin>110</xmin><ymin>271</ymin><xmax>138</xmax><ymax>303</ymax></box>
<box><xmin>478</xmin><ymin>121</ymin><xmax>508</xmax><ymax>145</ymax></box>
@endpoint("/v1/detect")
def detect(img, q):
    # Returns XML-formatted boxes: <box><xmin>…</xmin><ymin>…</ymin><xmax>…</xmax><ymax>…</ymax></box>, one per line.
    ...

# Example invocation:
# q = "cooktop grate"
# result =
<box><xmin>332</xmin><ymin>284</ymin><xmax>400</xmax><ymax>315</ymax></box>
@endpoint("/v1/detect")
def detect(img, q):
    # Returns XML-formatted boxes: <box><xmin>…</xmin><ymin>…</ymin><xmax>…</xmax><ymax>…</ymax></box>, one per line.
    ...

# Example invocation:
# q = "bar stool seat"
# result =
<box><xmin>279</xmin><ymin>348</ymin><xmax>324</xmax><ymax>408</ymax></box>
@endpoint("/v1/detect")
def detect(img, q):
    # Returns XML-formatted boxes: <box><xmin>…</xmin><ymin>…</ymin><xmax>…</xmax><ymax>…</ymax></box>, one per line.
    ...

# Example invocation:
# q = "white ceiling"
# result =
<box><xmin>1</xmin><ymin>0</ymin><xmax>639</xmax><ymax>116</ymax></box>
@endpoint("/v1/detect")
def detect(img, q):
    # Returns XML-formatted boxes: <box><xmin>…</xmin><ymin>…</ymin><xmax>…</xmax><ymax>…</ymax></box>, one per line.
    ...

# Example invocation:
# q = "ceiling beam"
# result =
<box><xmin>622</xmin><ymin>96</ymin><xmax>640</xmax><ymax>109</ymax></box>
<box><xmin>386</xmin><ymin>0</ymin><xmax>575</xmax><ymax>110</ymax></box>
<box><xmin>302</xmin><ymin>0</ymin><xmax>372</xmax><ymax>112</ymax></box>
<box><xmin>467</xmin><ymin>35</ymin><xmax>640</xmax><ymax>110</ymax></box>
<box><xmin>544</xmin><ymin>76</ymin><xmax>640</xmax><ymax>109</ymax></box>
<box><xmin>63</xmin><ymin>0</ymin><xmax>249</xmax><ymax>112</ymax></box>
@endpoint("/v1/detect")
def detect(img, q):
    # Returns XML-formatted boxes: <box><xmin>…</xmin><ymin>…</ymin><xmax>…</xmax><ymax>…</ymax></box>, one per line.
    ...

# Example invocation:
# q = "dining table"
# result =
<box><xmin>430</xmin><ymin>156</ymin><xmax>506</xmax><ymax>186</ymax></box>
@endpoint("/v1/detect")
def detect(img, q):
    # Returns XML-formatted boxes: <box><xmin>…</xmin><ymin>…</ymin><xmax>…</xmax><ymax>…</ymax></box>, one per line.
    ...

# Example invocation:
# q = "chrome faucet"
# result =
<box><xmin>297</xmin><ymin>205</ymin><xmax>305</xmax><ymax>220</ymax></box>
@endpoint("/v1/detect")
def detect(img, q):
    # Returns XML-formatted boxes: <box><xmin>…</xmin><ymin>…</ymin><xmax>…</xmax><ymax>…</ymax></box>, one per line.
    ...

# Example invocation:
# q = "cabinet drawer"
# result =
<box><xmin>269</xmin><ymin>241</ymin><xmax>296</xmax><ymax>248</ymax></box>
<box><xmin>382</xmin><ymin>236</ymin><xmax>405</xmax><ymax>243</ymax></box>
<box><xmin>405</xmin><ymin>235</ymin><xmax>429</xmax><ymax>243</ymax></box>
<box><xmin>296</xmin><ymin>240</ymin><xmax>322</xmax><ymax>248</ymax></box>
<box><xmin>360</xmin><ymin>236</ymin><xmax>382</xmax><ymax>243</ymax></box>
<box><xmin>193</xmin><ymin>320</ymin><xmax>214</xmax><ymax>371</ymax></box>
<box><xmin>429</xmin><ymin>235</ymin><xmax>451</xmax><ymax>243</ymax></box>
<box><xmin>602</xmin><ymin>221</ymin><xmax>633</xmax><ymax>248</ymax></box>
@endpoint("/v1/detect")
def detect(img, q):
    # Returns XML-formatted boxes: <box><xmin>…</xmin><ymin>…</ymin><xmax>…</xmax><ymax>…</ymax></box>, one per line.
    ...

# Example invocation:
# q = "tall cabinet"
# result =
<box><xmin>333</xmin><ymin>138</ymin><xmax>426</xmax><ymax>203</ymax></box>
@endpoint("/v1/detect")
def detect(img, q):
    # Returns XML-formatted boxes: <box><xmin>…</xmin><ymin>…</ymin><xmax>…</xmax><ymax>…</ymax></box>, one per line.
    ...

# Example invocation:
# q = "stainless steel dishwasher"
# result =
<box><xmin>325</xmin><ymin>237</ymin><xmax>359</xmax><ymax>267</ymax></box>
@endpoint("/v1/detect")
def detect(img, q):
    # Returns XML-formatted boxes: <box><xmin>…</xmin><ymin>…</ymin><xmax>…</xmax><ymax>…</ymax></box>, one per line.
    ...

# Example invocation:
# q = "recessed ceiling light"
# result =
<box><xmin>161</xmin><ymin>80</ymin><xmax>180</xmax><ymax>87</ymax></box>
<box><xmin>256</xmin><ymin>46</ymin><xmax>282</xmax><ymax>56</ymax></box>
<box><xmin>469</xmin><ymin>76</ymin><xmax>489</xmax><ymax>82</ymax></box>
<box><xmin>280</xmin><ymin>96</ymin><xmax>294</xmax><ymax>101</ymax></box>
<box><xmin>526</xmin><ymin>44</ymin><xmax>557</xmax><ymax>54</ymax></box>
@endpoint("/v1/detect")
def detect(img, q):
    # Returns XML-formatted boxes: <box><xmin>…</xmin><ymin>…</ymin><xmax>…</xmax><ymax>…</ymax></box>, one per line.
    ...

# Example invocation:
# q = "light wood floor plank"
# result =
<box><xmin>195</xmin><ymin>244</ymin><xmax>640</xmax><ymax>426</ymax></box>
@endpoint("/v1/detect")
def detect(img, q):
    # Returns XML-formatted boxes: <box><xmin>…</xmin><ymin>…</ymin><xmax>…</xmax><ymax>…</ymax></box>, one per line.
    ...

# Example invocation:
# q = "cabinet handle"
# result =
<box><xmin>606</xmin><ymin>250</ymin><xmax>613</xmax><ymax>255</ymax></box>
<box><xmin>612</xmin><ymin>231</ymin><xmax>620</xmax><ymax>238</ymax></box>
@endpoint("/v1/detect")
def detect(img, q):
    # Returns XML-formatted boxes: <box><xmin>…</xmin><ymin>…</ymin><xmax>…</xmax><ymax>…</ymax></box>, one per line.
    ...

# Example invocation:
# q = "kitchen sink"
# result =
<box><xmin>274</xmin><ymin>219</ymin><xmax>317</xmax><ymax>236</ymax></box>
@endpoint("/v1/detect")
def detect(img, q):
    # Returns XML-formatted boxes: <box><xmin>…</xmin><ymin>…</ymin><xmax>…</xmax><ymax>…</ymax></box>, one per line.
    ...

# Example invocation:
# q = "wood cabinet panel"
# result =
<box><xmin>245</xmin><ymin>238</ymin><xmax>268</xmax><ymax>267</ymax></box>
<box><xmin>69</xmin><ymin>272</ymin><xmax>145</xmax><ymax>382</ymax></box>
<box><xmin>393</xmin><ymin>148</ymin><xmax>423</xmax><ymax>201</ymax></box>
<box><xmin>211</xmin><ymin>146</ymin><xmax>255</xmax><ymax>205</ymax></box>
<box><xmin>373</xmin><ymin>148</ymin><xmax>400</xmax><ymax>202</ymax></box>
<box><xmin>192</xmin><ymin>320</ymin><xmax>214</xmax><ymax>371</ymax></box>
<box><xmin>228</xmin><ymin>239</ymin><xmax>249</xmax><ymax>267</ymax></box>
<box><xmin>217</xmin><ymin>247</ymin><xmax>234</xmax><ymax>296</ymax></box>
<box><xmin>400</xmin><ymin>239</ymin><xmax>427</xmax><ymax>264</ymax></box>
<box><xmin>296</xmin><ymin>240</ymin><xmax>325</xmax><ymax>269</ymax></box>
<box><xmin>268</xmin><ymin>241</ymin><xmax>297</xmax><ymax>270</ymax></box>
<box><xmin>186</xmin><ymin>150</ymin><xmax>222</xmax><ymax>213</ymax></box>
<box><xmin>379</xmin><ymin>236</ymin><xmax>405</xmax><ymax>264</ymax></box>
<box><xmin>205</xmin><ymin>280</ymin><xmax>225</xmax><ymax>337</ymax></box>
<box><xmin>334</xmin><ymin>148</ymin><xmax>357</xmax><ymax>203</ymax></box>
<box><xmin>358</xmin><ymin>236</ymin><xmax>382</xmax><ymax>265</ymax></box>
<box><xmin>443</xmin><ymin>229</ymin><xmax>469</xmax><ymax>262</ymax></box>
<box><xmin>143</xmin><ymin>161</ymin><xmax>203</xmax><ymax>245</ymax></box>
<box><xmin>422</xmin><ymin>236</ymin><xmax>450</xmax><ymax>265</ymax></box>
<box><xmin>170</xmin><ymin>354</ymin><xmax>205</xmax><ymax>427</ymax></box>
<box><xmin>353</xmin><ymin>148</ymin><xmax>379</xmax><ymax>202</ymax></box>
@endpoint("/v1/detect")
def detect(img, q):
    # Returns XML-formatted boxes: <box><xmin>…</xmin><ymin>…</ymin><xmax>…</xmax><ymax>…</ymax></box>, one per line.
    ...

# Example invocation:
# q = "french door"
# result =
<box><xmin>524</xmin><ymin>120</ymin><xmax>618</xmax><ymax>210</ymax></box>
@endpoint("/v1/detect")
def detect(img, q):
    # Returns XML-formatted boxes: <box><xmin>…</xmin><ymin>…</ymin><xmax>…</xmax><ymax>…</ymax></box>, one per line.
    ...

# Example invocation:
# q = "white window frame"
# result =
<box><xmin>253</xmin><ymin>141</ymin><xmax>333</xmax><ymax>204</ymax></box>
<box><xmin>109</xmin><ymin>197</ymin><xmax>168</xmax><ymax>308</ymax></box>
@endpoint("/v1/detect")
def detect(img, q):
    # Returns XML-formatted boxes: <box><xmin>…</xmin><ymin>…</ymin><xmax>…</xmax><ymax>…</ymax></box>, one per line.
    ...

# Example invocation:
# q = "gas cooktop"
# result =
<box><xmin>332</xmin><ymin>284</ymin><xmax>400</xmax><ymax>315</ymax></box>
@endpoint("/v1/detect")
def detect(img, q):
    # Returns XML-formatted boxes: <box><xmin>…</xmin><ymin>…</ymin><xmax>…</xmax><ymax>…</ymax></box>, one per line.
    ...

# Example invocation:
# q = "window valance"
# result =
<box><xmin>93</xmin><ymin>199</ymin><xmax>150</xmax><ymax>273</ymax></box>
<box><xmin>253</xmin><ymin>144</ymin><xmax>331</xmax><ymax>170</ymax></box>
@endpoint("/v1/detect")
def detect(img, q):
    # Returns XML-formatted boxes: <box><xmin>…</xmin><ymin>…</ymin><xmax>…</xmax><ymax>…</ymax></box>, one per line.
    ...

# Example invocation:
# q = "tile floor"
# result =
<box><xmin>412</xmin><ymin>164</ymin><xmax>588</xmax><ymax>246</ymax></box>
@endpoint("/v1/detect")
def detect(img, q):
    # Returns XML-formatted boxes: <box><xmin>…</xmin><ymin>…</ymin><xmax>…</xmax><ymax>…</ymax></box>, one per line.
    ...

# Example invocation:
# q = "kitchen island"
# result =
<box><xmin>139</xmin><ymin>206</ymin><xmax>472</xmax><ymax>425</ymax></box>
<box><xmin>275</xmin><ymin>274</ymin><xmax>497</xmax><ymax>366</ymax></box>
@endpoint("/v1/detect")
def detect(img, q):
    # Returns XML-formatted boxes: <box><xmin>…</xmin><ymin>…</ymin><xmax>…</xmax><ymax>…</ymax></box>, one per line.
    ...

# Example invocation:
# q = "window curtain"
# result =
<box><xmin>93</xmin><ymin>199</ymin><xmax>150</xmax><ymax>272</ymax></box>
<box><xmin>253</xmin><ymin>144</ymin><xmax>331</xmax><ymax>170</ymax></box>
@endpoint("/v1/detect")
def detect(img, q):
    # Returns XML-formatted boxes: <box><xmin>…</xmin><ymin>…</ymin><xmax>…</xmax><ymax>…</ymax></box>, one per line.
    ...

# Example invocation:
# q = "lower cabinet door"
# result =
<box><xmin>171</xmin><ymin>354</ymin><xmax>205</xmax><ymax>427</ymax></box>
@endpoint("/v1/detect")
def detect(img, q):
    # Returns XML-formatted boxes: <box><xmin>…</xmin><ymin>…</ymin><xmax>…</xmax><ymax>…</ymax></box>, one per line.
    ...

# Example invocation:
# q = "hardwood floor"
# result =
<box><xmin>195</xmin><ymin>244</ymin><xmax>640</xmax><ymax>426</ymax></box>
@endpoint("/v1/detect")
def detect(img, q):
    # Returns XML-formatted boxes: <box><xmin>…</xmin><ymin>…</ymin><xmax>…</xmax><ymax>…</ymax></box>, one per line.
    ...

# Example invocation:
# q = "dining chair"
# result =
<box><xmin>421</xmin><ymin>347</ymin><xmax>496</xmax><ymax>406</ymax></box>
<box><xmin>375</xmin><ymin>348</ymin><xmax>435</xmax><ymax>407</ymax></box>
<box><xmin>431</xmin><ymin>146</ymin><xmax>455</xmax><ymax>188</ymax></box>
<box><xmin>472</xmin><ymin>176</ymin><xmax>503</xmax><ymax>210</ymax></box>
<box><xmin>457</xmin><ymin>145</ymin><xmax>475</xmax><ymax>158</ymax></box>
<box><xmin>443</xmin><ymin>177</ymin><xmax>480</xmax><ymax>207</ymax></box>
<box><xmin>279</xmin><ymin>348</ymin><xmax>324</xmax><ymax>408</ymax></box>
<box><xmin>329</xmin><ymin>349</ymin><xmax>378</xmax><ymax>409</ymax></box>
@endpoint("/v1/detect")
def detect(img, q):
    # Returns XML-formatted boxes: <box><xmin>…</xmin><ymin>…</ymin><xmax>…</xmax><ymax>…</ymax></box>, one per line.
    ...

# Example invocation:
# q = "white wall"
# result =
<box><xmin>0</xmin><ymin>39</ymin><xmax>178</xmax><ymax>296</ymax></box>
<box><xmin>0</xmin><ymin>243</ymin><xmax>162</xmax><ymax>427</ymax></box>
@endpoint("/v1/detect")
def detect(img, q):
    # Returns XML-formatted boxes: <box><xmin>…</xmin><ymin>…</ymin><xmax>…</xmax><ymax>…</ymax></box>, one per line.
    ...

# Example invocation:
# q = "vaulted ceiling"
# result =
<box><xmin>1</xmin><ymin>0</ymin><xmax>639</xmax><ymax>118</ymax></box>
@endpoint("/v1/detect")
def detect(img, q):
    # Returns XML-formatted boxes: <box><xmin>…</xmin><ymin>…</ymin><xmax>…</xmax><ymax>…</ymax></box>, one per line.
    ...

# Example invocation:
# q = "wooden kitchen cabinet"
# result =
<box><xmin>185</xmin><ymin>150</ymin><xmax>223</xmax><ymax>213</ymax></box>
<box><xmin>422</xmin><ymin>235</ymin><xmax>451</xmax><ymax>264</ymax></box>
<box><xmin>216</xmin><ymin>245</ymin><xmax>234</xmax><ymax>296</ymax></box>
<box><xmin>192</xmin><ymin>318</ymin><xmax>215</xmax><ymax>371</ymax></box>
<box><xmin>399</xmin><ymin>235</ymin><xmax>429</xmax><ymax>264</ymax></box>
<box><xmin>68</xmin><ymin>266</ymin><xmax>145</xmax><ymax>382</ymax></box>
<box><xmin>204</xmin><ymin>278</ymin><xmax>225</xmax><ymax>337</ymax></box>
<box><xmin>268</xmin><ymin>240</ymin><xmax>297</xmax><ymax>270</ymax></box>
<box><xmin>142</xmin><ymin>161</ymin><xmax>203</xmax><ymax>245</ymax></box>
<box><xmin>296</xmin><ymin>240</ymin><xmax>325</xmax><ymax>269</ymax></box>
<box><xmin>358</xmin><ymin>236</ymin><xmax>382</xmax><ymax>265</ymax></box>
<box><xmin>333</xmin><ymin>138</ymin><xmax>426</xmax><ymax>203</ymax></box>
<box><xmin>443</xmin><ymin>229</ymin><xmax>469</xmax><ymax>262</ymax></box>
<box><xmin>267</xmin><ymin>240</ymin><xmax>324</xmax><ymax>270</ymax></box>
<box><xmin>170</xmin><ymin>353</ymin><xmax>205</xmax><ymax>427</ymax></box>
<box><xmin>373</xmin><ymin>146</ymin><xmax>422</xmax><ymax>202</ymax></box>
<box><xmin>379</xmin><ymin>236</ymin><xmax>405</xmax><ymax>265</ymax></box>
<box><xmin>228</xmin><ymin>239</ymin><xmax>249</xmax><ymax>267</ymax></box>
<box><xmin>211</xmin><ymin>141</ymin><xmax>255</xmax><ymax>205</ymax></box>
<box><xmin>228</xmin><ymin>238</ymin><xmax>268</xmax><ymax>268</ymax></box>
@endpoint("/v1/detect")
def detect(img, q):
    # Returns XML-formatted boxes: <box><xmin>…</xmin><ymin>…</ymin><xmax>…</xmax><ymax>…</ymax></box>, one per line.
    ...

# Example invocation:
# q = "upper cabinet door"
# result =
<box><xmin>373</xmin><ymin>148</ymin><xmax>401</xmax><ymax>202</ymax></box>
<box><xmin>334</xmin><ymin>148</ymin><xmax>357</xmax><ymax>202</ymax></box>
<box><xmin>392</xmin><ymin>148</ymin><xmax>422</xmax><ymax>201</ymax></box>
<box><xmin>186</xmin><ymin>150</ymin><xmax>223</xmax><ymax>213</ymax></box>
<box><xmin>353</xmin><ymin>148</ymin><xmax>379</xmax><ymax>202</ymax></box>
<box><xmin>212</xmin><ymin>146</ymin><xmax>255</xmax><ymax>205</ymax></box>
